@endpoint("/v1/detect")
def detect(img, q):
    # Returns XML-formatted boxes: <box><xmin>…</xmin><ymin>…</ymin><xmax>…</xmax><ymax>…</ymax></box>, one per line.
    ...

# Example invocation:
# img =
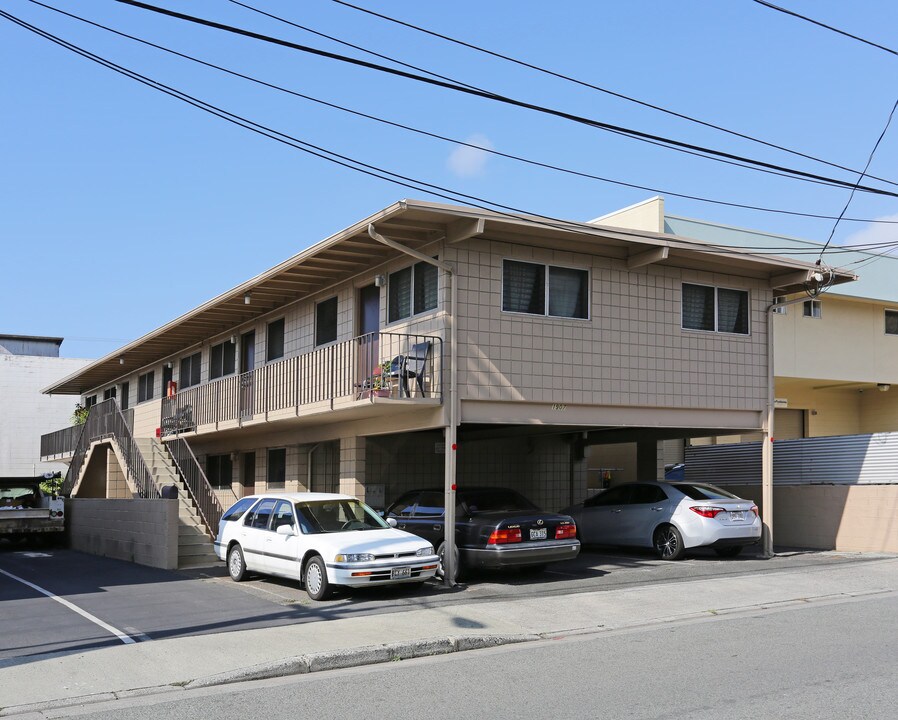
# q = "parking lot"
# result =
<box><xmin>0</xmin><ymin>541</ymin><xmax>879</xmax><ymax>665</ymax></box>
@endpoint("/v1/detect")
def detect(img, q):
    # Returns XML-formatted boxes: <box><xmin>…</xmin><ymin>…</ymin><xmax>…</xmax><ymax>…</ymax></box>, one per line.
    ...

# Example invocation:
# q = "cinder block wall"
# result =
<box><xmin>66</xmin><ymin>498</ymin><xmax>179</xmax><ymax>569</ymax></box>
<box><xmin>725</xmin><ymin>483</ymin><xmax>898</xmax><ymax>553</ymax></box>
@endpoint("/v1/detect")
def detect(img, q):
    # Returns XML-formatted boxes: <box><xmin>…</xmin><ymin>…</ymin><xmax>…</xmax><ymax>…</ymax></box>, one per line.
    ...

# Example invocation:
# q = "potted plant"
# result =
<box><xmin>370</xmin><ymin>361</ymin><xmax>393</xmax><ymax>397</ymax></box>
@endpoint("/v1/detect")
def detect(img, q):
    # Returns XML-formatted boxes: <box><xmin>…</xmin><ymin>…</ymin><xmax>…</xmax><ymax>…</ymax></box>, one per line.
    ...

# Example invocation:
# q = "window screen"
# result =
<box><xmin>180</xmin><ymin>352</ymin><xmax>201</xmax><ymax>388</ymax></box>
<box><xmin>682</xmin><ymin>283</ymin><xmax>715</xmax><ymax>331</ymax></box>
<box><xmin>548</xmin><ymin>266</ymin><xmax>588</xmax><ymax>319</ymax></box>
<box><xmin>267</xmin><ymin>319</ymin><xmax>285</xmax><ymax>361</ymax></box>
<box><xmin>316</xmin><ymin>297</ymin><xmax>338</xmax><ymax>346</ymax></box>
<box><xmin>388</xmin><ymin>266</ymin><xmax>412</xmax><ymax>322</ymax></box>
<box><xmin>502</xmin><ymin>260</ymin><xmax>545</xmax><ymax>314</ymax></box>
<box><xmin>138</xmin><ymin>372</ymin><xmax>154</xmax><ymax>403</ymax></box>
<box><xmin>413</xmin><ymin>262</ymin><xmax>438</xmax><ymax>314</ymax></box>
<box><xmin>718</xmin><ymin>288</ymin><xmax>748</xmax><ymax>334</ymax></box>
<box><xmin>210</xmin><ymin>341</ymin><xmax>236</xmax><ymax>379</ymax></box>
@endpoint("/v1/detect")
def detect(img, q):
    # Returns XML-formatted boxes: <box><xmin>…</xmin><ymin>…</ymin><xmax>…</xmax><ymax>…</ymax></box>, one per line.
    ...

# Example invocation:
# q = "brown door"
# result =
<box><xmin>358</xmin><ymin>285</ymin><xmax>380</xmax><ymax>393</ymax></box>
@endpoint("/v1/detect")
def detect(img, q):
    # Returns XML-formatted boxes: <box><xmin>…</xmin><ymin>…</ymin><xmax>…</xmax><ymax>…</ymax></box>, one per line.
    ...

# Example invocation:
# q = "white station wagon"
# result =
<box><xmin>214</xmin><ymin>492</ymin><xmax>440</xmax><ymax>600</ymax></box>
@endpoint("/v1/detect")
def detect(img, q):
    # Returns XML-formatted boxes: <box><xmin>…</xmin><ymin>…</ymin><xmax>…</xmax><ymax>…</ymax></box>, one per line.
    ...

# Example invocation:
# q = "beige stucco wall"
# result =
<box><xmin>726</xmin><ymin>483</ymin><xmax>898</xmax><ymax>553</ymax></box>
<box><xmin>66</xmin><ymin>498</ymin><xmax>179</xmax><ymax>569</ymax></box>
<box><xmin>774</xmin><ymin>295</ymin><xmax>898</xmax><ymax>385</ymax></box>
<box><xmin>132</xmin><ymin>399</ymin><xmax>162</xmax><ymax>439</ymax></box>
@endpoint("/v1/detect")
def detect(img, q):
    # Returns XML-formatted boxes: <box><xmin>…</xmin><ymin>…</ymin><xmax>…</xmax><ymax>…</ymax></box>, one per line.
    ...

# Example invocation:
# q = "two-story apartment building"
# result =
<box><xmin>42</xmin><ymin>199</ymin><xmax>848</xmax><ymax>565</ymax></box>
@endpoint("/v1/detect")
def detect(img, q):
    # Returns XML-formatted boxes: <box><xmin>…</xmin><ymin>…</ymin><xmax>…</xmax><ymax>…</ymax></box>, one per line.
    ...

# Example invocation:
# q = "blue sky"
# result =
<box><xmin>2</xmin><ymin>0</ymin><xmax>897</xmax><ymax>359</ymax></box>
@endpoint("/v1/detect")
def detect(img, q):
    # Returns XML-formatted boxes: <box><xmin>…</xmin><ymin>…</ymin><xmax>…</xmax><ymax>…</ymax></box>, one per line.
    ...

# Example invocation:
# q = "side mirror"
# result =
<box><xmin>276</xmin><ymin>524</ymin><xmax>296</xmax><ymax>536</ymax></box>
<box><xmin>386</xmin><ymin>517</ymin><xmax>398</xmax><ymax>528</ymax></box>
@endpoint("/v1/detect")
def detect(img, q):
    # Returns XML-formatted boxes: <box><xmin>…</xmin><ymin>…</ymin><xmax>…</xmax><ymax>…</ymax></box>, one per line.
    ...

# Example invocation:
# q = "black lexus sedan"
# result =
<box><xmin>384</xmin><ymin>487</ymin><xmax>580</xmax><ymax>581</ymax></box>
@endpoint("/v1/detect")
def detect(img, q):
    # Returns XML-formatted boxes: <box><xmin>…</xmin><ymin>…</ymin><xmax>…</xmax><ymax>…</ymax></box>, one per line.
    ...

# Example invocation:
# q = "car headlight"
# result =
<box><xmin>335</xmin><ymin>553</ymin><xmax>375</xmax><ymax>563</ymax></box>
<box><xmin>416</xmin><ymin>546</ymin><xmax>435</xmax><ymax>557</ymax></box>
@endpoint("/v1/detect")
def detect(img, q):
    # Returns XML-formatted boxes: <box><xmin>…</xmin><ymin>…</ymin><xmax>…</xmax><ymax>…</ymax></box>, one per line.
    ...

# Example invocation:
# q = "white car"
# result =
<box><xmin>214</xmin><ymin>492</ymin><xmax>440</xmax><ymax>600</ymax></box>
<box><xmin>562</xmin><ymin>481</ymin><xmax>761</xmax><ymax>560</ymax></box>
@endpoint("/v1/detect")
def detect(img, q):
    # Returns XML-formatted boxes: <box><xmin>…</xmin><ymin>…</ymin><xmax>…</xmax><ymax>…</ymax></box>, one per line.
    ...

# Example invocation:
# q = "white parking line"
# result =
<box><xmin>0</xmin><ymin>568</ymin><xmax>135</xmax><ymax>645</ymax></box>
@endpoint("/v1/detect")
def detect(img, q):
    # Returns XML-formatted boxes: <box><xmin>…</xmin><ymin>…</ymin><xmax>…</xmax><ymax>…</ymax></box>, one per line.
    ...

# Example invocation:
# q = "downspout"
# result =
<box><xmin>307</xmin><ymin>443</ymin><xmax>320</xmax><ymax>492</ymax></box>
<box><xmin>763</xmin><ymin>294</ymin><xmax>808</xmax><ymax>557</ymax></box>
<box><xmin>368</xmin><ymin>224</ymin><xmax>458</xmax><ymax>587</ymax></box>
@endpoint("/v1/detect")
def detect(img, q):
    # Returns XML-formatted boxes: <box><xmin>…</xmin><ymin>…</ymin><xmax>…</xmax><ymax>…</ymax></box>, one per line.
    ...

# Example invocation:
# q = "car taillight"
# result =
<box><xmin>488</xmin><ymin>527</ymin><xmax>522</xmax><ymax>544</ymax></box>
<box><xmin>750</xmin><ymin>505</ymin><xmax>759</xmax><ymax>517</ymax></box>
<box><xmin>555</xmin><ymin>523</ymin><xmax>577</xmax><ymax>540</ymax></box>
<box><xmin>689</xmin><ymin>506</ymin><xmax>725</xmax><ymax>518</ymax></box>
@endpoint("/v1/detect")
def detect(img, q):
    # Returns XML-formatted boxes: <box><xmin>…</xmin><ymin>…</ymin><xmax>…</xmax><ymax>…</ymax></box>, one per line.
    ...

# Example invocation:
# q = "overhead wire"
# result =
<box><xmin>21</xmin><ymin>0</ymin><xmax>898</xmax><ymax>226</ymax></box>
<box><xmin>109</xmin><ymin>0</ymin><xmax>898</xmax><ymax>199</ymax></box>
<box><xmin>750</xmin><ymin>0</ymin><xmax>898</xmax><ymax>57</ymax></box>
<box><xmin>327</xmin><ymin>0</ymin><xmax>898</xmax><ymax>187</ymax></box>
<box><xmin>4</xmin><ymin>7</ymin><xmax>894</xmax><ymax>269</ymax></box>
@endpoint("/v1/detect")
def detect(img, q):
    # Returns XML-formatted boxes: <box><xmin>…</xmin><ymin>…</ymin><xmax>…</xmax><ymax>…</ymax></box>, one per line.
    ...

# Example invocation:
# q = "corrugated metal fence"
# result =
<box><xmin>686</xmin><ymin>433</ymin><xmax>898</xmax><ymax>485</ymax></box>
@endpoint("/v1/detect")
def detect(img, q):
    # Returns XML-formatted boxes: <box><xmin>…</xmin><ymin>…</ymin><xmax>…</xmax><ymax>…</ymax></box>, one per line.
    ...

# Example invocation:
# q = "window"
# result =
<box><xmin>222</xmin><ymin>497</ymin><xmax>256</xmax><ymax>523</ymax></box>
<box><xmin>803</xmin><ymin>300</ymin><xmax>822</xmax><ymax>319</ymax></box>
<box><xmin>682</xmin><ymin>283</ymin><xmax>749</xmax><ymax>335</ymax></box>
<box><xmin>886</xmin><ymin>310</ymin><xmax>898</xmax><ymax>335</ymax></box>
<box><xmin>180</xmin><ymin>352</ymin><xmax>201</xmax><ymax>388</ymax></box>
<box><xmin>246</xmin><ymin>498</ymin><xmax>276</xmax><ymax>530</ymax></box>
<box><xmin>210</xmin><ymin>340</ymin><xmax>236</xmax><ymax>379</ymax></box>
<box><xmin>772</xmin><ymin>296</ymin><xmax>787</xmax><ymax>315</ymax></box>
<box><xmin>84</xmin><ymin>394</ymin><xmax>98</xmax><ymax>408</ymax></box>
<box><xmin>206</xmin><ymin>454</ymin><xmax>233</xmax><ymax>489</ymax></box>
<box><xmin>271</xmin><ymin>500</ymin><xmax>295</xmax><ymax>531</ymax></box>
<box><xmin>502</xmin><ymin>260</ymin><xmax>588</xmax><ymax>319</ymax></box>
<box><xmin>103</xmin><ymin>387</ymin><xmax>116</xmax><ymax>401</ymax></box>
<box><xmin>120</xmin><ymin>381</ymin><xmax>130</xmax><ymax>411</ymax></box>
<box><xmin>315</xmin><ymin>297</ymin><xmax>338</xmax><ymax>346</ymax></box>
<box><xmin>138</xmin><ymin>371</ymin><xmax>154</xmax><ymax>403</ymax></box>
<box><xmin>267</xmin><ymin>318</ymin><xmax>285</xmax><ymax>361</ymax></box>
<box><xmin>388</xmin><ymin>260</ymin><xmax>438</xmax><ymax>323</ymax></box>
<box><xmin>162</xmin><ymin>364</ymin><xmax>173</xmax><ymax>396</ymax></box>
<box><xmin>267</xmin><ymin>448</ymin><xmax>286</xmax><ymax>488</ymax></box>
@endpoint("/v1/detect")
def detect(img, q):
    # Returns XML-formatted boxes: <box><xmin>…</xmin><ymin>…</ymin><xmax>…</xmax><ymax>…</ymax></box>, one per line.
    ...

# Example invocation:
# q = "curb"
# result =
<box><xmin>0</xmin><ymin>634</ymin><xmax>538</xmax><ymax>718</ymax></box>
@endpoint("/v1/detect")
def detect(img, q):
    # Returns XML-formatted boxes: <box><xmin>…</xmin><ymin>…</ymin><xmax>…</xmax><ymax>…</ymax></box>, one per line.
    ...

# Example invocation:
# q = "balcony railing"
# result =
<box><xmin>41</xmin><ymin>408</ymin><xmax>134</xmax><ymax>458</ymax></box>
<box><xmin>160</xmin><ymin>332</ymin><xmax>442</xmax><ymax>435</ymax></box>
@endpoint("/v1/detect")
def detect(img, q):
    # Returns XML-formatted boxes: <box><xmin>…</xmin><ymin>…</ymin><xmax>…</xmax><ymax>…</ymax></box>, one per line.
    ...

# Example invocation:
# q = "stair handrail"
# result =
<box><xmin>164</xmin><ymin>437</ymin><xmax>225</xmax><ymax>537</ymax></box>
<box><xmin>63</xmin><ymin>398</ymin><xmax>160</xmax><ymax>499</ymax></box>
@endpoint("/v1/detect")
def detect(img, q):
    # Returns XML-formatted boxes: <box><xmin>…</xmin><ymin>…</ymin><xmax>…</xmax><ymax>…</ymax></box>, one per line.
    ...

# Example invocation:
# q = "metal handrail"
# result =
<box><xmin>160</xmin><ymin>331</ymin><xmax>442</xmax><ymax>434</ymax></box>
<box><xmin>62</xmin><ymin>399</ymin><xmax>159</xmax><ymax>499</ymax></box>
<box><xmin>165</xmin><ymin>437</ymin><xmax>224</xmax><ymax>536</ymax></box>
<box><xmin>42</xmin><ymin>409</ymin><xmax>133</xmax><ymax>458</ymax></box>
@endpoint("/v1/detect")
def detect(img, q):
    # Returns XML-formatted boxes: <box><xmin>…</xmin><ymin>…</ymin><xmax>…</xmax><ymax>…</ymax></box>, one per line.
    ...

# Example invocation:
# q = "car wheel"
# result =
<box><xmin>714</xmin><ymin>546</ymin><xmax>743</xmax><ymax>558</ymax></box>
<box><xmin>304</xmin><ymin>555</ymin><xmax>332</xmax><ymax>601</ymax></box>
<box><xmin>227</xmin><ymin>544</ymin><xmax>247</xmax><ymax>581</ymax></box>
<box><xmin>653</xmin><ymin>525</ymin><xmax>685</xmax><ymax>561</ymax></box>
<box><xmin>436</xmin><ymin>541</ymin><xmax>461</xmax><ymax>583</ymax></box>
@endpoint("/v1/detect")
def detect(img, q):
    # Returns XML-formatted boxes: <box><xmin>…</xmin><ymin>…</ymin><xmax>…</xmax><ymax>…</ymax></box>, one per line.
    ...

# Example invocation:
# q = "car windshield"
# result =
<box><xmin>674</xmin><ymin>483</ymin><xmax>739</xmax><ymax>501</ymax></box>
<box><xmin>0</xmin><ymin>486</ymin><xmax>39</xmax><ymax>507</ymax></box>
<box><xmin>460</xmin><ymin>489</ymin><xmax>538</xmax><ymax>514</ymax></box>
<box><xmin>295</xmin><ymin>499</ymin><xmax>390</xmax><ymax>534</ymax></box>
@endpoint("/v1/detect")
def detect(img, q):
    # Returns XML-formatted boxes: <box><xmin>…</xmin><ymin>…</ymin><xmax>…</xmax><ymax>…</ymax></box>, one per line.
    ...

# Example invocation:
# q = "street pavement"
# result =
<box><xmin>1</xmin><ymin>549</ymin><xmax>896</xmax><ymax>717</ymax></box>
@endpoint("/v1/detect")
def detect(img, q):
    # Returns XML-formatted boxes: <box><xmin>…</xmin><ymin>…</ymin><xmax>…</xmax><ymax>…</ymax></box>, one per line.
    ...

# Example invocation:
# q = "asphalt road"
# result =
<box><xmin>0</xmin><ymin>542</ymin><xmax>886</xmax><ymax>664</ymax></box>
<box><xmin>37</xmin><ymin>591</ymin><xmax>898</xmax><ymax>719</ymax></box>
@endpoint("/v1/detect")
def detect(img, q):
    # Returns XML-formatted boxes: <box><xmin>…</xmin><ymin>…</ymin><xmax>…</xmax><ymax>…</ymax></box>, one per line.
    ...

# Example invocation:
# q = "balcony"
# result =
<box><xmin>160</xmin><ymin>332</ymin><xmax>443</xmax><ymax>437</ymax></box>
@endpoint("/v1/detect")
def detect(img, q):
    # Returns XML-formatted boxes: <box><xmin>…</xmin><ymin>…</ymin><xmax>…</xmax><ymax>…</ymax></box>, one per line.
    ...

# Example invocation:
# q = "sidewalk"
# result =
<box><xmin>3</xmin><ymin>555</ymin><xmax>896</xmax><ymax>716</ymax></box>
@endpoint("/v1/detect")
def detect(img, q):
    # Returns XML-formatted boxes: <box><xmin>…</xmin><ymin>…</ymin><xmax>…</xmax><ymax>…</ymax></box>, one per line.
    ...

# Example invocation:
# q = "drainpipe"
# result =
<box><xmin>307</xmin><ymin>443</ymin><xmax>320</xmax><ymax>492</ymax></box>
<box><xmin>368</xmin><ymin>224</ymin><xmax>458</xmax><ymax>587</ymax></box>
<box><xmin>763</xmin><ymin>294</ymin><xmax>808</xmax><ymax>557</ymax></box>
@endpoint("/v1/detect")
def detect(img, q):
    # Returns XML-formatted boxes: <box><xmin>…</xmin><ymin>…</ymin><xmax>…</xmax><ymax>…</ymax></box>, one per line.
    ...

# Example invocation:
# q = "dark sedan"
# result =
<box><xmin>384</xmin><ymin>487</ymin><xmax>580</xmax><ymax>581</ymax></box>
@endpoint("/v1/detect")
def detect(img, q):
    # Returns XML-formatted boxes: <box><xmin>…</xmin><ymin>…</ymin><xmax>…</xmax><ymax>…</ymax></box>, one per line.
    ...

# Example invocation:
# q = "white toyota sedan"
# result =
<box><xmin>562</xmin><ymin>481</ymin><xmax>761</xmax><ymax>560</ymax></box>
<box><xmin>214</xmin><ymin>492</ymin><xmax>440</xmax><ymax>600</ymax></box>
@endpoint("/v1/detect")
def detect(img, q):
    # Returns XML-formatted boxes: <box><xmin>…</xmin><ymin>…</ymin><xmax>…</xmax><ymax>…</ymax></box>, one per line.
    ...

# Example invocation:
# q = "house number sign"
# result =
<box><xmin>552</xmin><ymin>403</ymin><xmax>567</xmax><ymax>411</ymax></box>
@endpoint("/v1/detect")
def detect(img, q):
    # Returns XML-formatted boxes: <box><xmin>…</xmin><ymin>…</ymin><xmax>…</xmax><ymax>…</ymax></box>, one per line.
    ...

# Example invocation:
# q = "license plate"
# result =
<box><xmin>530</xmin><ymin>527</ymin><xmax>547</xmax><ymax>540</ymax></box>
<box><xmin>729</xmin><ymin>511</ymin><xmax>744</xmax><ymax>522</ymax></box>
<box><xmin>391</xmin><ymin>566</ymin><xmax>411</xmax><ymax>579</ymax></box>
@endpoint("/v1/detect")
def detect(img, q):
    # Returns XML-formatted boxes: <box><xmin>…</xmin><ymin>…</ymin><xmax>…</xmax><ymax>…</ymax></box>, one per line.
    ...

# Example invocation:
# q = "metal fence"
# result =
<box><xmin>160</xmin><ymin>332</ymin><xmax>442</xmax><ymax>435</ymax></box>
<box><xmin>41</xmin><ymin>409</ymin><xmax>133</xmax><ymax>458</ymax></box>
<box><xmin>63</xmin><ymin>400</ymin><xmax>158</xmax><ymax>499</ymax></box>
<box><xmin>165</xmin><ymin>437</ymin><xmax>224</xmax><ymax>536</ymax></box>
<box><xmin>686</xmin><ymin>432</ymin><xmax>898</xmax><ymax>486</ymax></box>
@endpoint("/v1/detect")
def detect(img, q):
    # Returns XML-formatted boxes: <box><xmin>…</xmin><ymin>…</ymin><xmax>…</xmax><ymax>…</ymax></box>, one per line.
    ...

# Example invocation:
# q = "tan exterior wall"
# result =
<box><xmin>774</xmin><ymin>296</ymin><xmax>898</xmax><ymax>385</ymax></box>
<box><xmin>725</xmin><ymin>483</ymin><xmax>898</xmax><ymax>553</ymax></box>
<box><xmin>132</xmin><ymin>399</ymin><xmax>162</xmax><ymax>439</ymax></box>
<box><xmin>66</xmin><ymin>498</ymin><xmax>179</xmax><ymax>569</ymax></box>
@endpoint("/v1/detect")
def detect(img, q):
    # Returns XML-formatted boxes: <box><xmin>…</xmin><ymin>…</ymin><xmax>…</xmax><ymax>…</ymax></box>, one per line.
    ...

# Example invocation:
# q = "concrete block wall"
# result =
<box><xmin>725</xmin><ymin>483</ymin><xmax>898</xmax><ymax>553</ymax></box>
<box><xmin>66</xmin><ymin>498</ymin><xmax>179</xmax><ymax>569</ymax></box>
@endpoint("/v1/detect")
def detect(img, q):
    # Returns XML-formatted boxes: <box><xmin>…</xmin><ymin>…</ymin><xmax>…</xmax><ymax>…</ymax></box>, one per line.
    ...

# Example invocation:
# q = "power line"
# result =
<box><xmin>328</xmin><ymin>0</ymin><xmax>898</xmax><ymax>188</ymax></box>
<box><xmin>820</xmin><ymin>97</ymin><xmax>898</xmax><ymax>259</ymax></box>
<box><xmin>24</xmin><ymin>0</ymin><xmax>898</xmax><ymax>226</ymax></box>
<box><xmin>110</xmin><ymin>0</ymin><xmax>898</xmax><ymax>199</ymax></box>
<box><xmin>751</xmin><ymin>0</ymin><xmax>898</xmax><ymax>57</ymax></box>
<box><xmin>4</xmin><ymin>7</ymin><xmax>893</xmax><ymax>267</ymax></box>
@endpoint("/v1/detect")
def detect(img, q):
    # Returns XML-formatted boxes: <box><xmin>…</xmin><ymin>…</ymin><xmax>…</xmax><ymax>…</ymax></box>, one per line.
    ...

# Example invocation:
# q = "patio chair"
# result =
<box><xmin>387</xmin><ymin>341</ymin><xmax>432</xmax><ymax>398</ymax></box>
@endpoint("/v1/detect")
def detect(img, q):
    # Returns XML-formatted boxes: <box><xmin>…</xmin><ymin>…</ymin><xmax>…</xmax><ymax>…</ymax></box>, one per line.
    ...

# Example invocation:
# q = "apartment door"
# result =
<box><xmin>357</xmin><ymin>284</ymin><xmax>380</xmax><ymax>391</ymax></box>
<box><xmin>239</xmin><ymin>331</ymin><xmax>255</xmax><ymax>420</ymax></box>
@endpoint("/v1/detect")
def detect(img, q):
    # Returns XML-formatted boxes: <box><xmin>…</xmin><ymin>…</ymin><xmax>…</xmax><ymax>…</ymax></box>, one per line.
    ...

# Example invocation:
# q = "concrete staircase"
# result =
<box><xmin>135</xmin><ymin>439</ymin><xmax>220</xmax><ymax>569</ymax></box>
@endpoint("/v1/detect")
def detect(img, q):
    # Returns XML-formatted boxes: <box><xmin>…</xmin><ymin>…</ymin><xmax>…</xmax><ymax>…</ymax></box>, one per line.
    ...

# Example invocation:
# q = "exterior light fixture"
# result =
<box><xmin>230</xmin><ymin>335</ymin><xmax>237</xmax><ymax>344</ymax></box>
<box><xmin>165</xmin><ymin>361</ymin><xmax>173</xmax><ymax>369</ymax></box>
<box><xmin>374</xmin><ymin>274</ymin><xmax>386</xmax><ymax>288</ymax></box>
<box><xmin>118</xmin><ymin>357</ymin><xmax>125</xmax><ymax>365</ymax></box>
<box><xmin>878</xmin><ymin>383</ymin><xmax>890</xmax><ymax>392</ymax></box>
<box><xmin>244</xmin><ymin>292</ymin><xmax>251</xmax><ymax>305</ymax></box>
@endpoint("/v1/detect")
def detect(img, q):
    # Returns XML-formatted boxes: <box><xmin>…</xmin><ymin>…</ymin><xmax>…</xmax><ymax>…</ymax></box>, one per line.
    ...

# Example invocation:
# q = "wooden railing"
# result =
<box><xmin>160</xmin><ymin>332</ymin><xmax>442</xmax><ymax>435</ymax></box>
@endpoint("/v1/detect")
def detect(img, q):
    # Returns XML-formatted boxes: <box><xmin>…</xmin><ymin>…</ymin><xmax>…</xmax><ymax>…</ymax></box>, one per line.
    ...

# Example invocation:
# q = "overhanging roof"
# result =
<box><xmin>45</xmin><ymin>200</ymin><xmax>855</xmax><ymax>395</ymax></box>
